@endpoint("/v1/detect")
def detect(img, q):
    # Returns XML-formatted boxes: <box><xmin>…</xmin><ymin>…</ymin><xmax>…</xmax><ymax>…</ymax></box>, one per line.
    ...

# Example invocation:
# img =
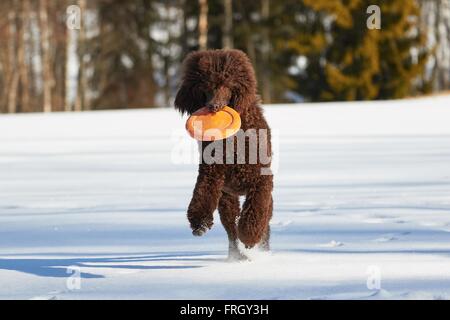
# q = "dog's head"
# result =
<box><xmin>174</xmin><ymin>49</ymin><xmax>258</xmax><ymax>115</ymax></box>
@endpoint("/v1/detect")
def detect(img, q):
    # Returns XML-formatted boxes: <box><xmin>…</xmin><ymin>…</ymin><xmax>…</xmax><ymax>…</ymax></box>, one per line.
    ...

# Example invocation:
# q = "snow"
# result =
<box><xmin>1</xmin><ymin>95</ymin><xmax>450</xmax><ymax>300</ymax></box>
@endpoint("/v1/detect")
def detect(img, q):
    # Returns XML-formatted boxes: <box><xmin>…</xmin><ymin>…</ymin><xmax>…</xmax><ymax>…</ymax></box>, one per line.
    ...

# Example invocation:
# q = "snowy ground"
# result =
<box><xmin>1</xmin><ymin>96</ymin><xmax>450</xmax><ymax>300</ymax></box>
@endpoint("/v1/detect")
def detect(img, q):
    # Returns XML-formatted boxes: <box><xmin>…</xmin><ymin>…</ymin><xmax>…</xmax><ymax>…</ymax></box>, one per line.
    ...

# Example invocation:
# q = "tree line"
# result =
<box><xmin>0</xmin><ymin>0</ymin><xmax>449</xmax><ymax>113</ymax></box>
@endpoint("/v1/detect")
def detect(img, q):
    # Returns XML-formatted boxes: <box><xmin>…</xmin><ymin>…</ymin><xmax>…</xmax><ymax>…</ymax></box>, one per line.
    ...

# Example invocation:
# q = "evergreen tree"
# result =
<box><xmin>286</xmin><ymin>0</ymin><xmax>430</xmax><ymax>101</ymax></box>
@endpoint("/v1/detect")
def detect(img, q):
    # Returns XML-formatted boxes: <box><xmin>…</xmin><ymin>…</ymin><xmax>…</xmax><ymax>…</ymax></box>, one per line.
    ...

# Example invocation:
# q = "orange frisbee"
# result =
<box><xmin>186</xmin><ymin>106</ymin><xmax>241</xmax><ymax>141</ymax></box>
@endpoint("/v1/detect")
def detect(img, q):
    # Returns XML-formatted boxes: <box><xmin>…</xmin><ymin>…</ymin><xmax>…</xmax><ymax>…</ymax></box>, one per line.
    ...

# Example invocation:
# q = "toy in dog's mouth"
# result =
<box><xmin>186</xmin><ymin>106</ymin><xmax>241</xmax><ymax>141</ymax></box>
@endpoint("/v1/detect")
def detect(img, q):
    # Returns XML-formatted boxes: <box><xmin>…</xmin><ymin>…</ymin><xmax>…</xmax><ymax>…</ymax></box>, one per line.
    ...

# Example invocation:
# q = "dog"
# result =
<box><xmin>174</xmin><ymin>49</ymin><xmax>273</xmax><ymax>260</ymax></box>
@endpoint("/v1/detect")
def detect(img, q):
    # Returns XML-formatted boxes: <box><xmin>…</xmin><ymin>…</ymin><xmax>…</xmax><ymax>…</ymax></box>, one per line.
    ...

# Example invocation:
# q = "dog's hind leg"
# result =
<box><xmin>238</xmin><ymin>176</ymin><xmax>273</xmax><ymax>249</ymax></box>
<box><xmin>218</xmin><ymin>192</ymin><xmax>246</xmax><ymax>260</ymax></box>
<box><xmin>259</xmin><ymin>196</ymin><xmax>273</xmax><ymax>251</ymax></box>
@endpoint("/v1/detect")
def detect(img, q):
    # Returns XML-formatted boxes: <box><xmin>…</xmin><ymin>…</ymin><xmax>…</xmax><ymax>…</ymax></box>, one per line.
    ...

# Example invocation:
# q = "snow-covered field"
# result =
<box><xmin>1</xmin><ymin>96</ymin><xmax>450</xmax><ymax>300</ymax></box>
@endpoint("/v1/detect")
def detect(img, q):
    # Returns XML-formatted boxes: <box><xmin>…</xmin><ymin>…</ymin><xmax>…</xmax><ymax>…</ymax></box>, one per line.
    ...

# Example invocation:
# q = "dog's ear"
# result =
<box><xmin>231</xmin><ymin>91</ymin><xmax>254</xmax><ymax>114</ymax></box>
<box><xmin>174</xmin><ymin>83</ymin><xmax>196</xmax><ymax>115</ymax></box>
<box><xmin>226</xmin><ymin>50</ymin><xmax>259</xmax><ymax>114</ymax></box>
<box><xmin>175</xmin><ymin>51</ymin><xmax>204</xmax><ymax>114</ymax></box>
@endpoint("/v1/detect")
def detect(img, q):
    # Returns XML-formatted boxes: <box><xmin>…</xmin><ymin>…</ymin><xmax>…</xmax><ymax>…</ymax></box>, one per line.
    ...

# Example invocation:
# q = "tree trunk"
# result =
<box><xmin>437</xmin><ymin>0</ymin><xmax>450</xmax><ymax>89</ymax></box>
<box><xmin>235</xmin><ymin>1</ymin><xmax>256</xmax><ymax>63</ymax></box>
<box><xmin>180</xmin><ymin>0</ymin><xmax>189</xmax><ymax>56</ymax></box>
<box><xmin>222</xmin><ymin>0</ymin><xmax>233</xmax><ymax>49</ymax></box>
<box><xmin>65</xmin><ymin>26</ymin><xmax>74</xmax><ymax>112</ymax></box>
<box><xmin>75</xmin><ymin>0</ymin><xmax>87</xmax><ymax>111</ymax></box>
<box><xmin>39</xmin><ymin>0</ymin><xmax>52</xmax><ymax>113</ymax></box>
<box><xmin>260</xmin><ymin>0</ymin><xmax>271</xmax><ymax>104</ymax></box>
<box><xmin>7</xmin><ymin>7</ymin><xmax>18</xmax><ymax>113</ymax></box>
<box><xmin>163</xmin><ymin>1</ymin><xmax>172</xmax><ymax>107</ymax></box>
<box><xmin>17</xmin><ymin>0</ymin><xmax>31</xmax><ymax>112</ymax></box>
<box><xmin>198</xmin><ymin>0</ymin><xmax>208</xmax><ymax>50</ymax></box>
<box><xmin>8</xmin><ymin>73</ymin><xmax>19</xmax><ymax>114</ymax></box>
<box><xmin>50</xmin><ymin>1</ymin><xmax>67</xmax><ymax>112</ymax></box>
<box><xmin>424</xmin><ymin>0</ymin><xmax>450</xmax><ymax>91</ymax></box>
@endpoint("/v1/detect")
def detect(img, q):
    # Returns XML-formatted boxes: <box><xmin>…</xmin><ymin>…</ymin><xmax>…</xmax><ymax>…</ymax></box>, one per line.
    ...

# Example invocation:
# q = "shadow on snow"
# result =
<box><xmin>0</xmin><ymin>252</ymin><xmax>221</xmax><ymax>279</ymax></box>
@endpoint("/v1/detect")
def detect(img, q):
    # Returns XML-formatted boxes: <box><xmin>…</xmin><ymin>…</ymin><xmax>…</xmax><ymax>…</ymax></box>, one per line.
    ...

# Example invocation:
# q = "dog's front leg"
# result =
<box><xmin>187</xmin><ymin>164</ymin><xmax>224</xmax><ymax>236</ymax></box>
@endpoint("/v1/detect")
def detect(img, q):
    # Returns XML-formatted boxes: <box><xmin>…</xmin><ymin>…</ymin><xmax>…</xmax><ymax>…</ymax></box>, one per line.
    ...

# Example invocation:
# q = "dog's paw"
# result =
<box><xmin>237</xmin><ymin>223</ymin><xmax>260</xmax><ymax>249</ymax></box>
<box><xmin>190</xmin><ymin>221</ymin><xmax>213</xmax><ymax>237</ymax></box>
<box><xmin>228</xmin><ymin>249</ymin><xmax>249</xmax><ymax>262</ymax></box>
<box><xmin>192</xmin><ymin>227</ymin><xmax>206</xmax><ymax>236</ymax></box>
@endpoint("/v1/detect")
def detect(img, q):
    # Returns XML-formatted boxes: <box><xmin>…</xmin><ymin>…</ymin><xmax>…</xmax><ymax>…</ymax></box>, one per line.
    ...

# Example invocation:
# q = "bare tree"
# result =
<box><xmin>435</xmin><ymin>0</ymin><xmax>450</xmax><ymax>90</ymax></box>
<box><xmin>65</xmin><ymin>19</ymin><xmax>75</xmax><ymax>112</ymax></box>
<box><xmin>421</xmin><ymin>0</ymin><xmax>450</xmax><ymax>91</ymax></box>
<box><xmin>260</xmin><ymin>0</ymin><xmax>272</xmax><ymax>103</ymax></box>
<box><xmin>198</xmin><ymin>0</ymin><xmax>208</xmax><ymax>50</ymax></box>
<box><xmin>7</xmin><ymin>4</ymin><xmax>19</xmax><ymax>113</ymax></box>
<box><xmin>50</xmin><ymin>0</ymin><xmax>68</xmax><ymax>112</ymax></box>
<box><xmin>222</xmin><ymin>0</ymin><xmax>233</xmax><ymax>49</ymax></box>
<box><xmin>75</xmin><ymin>0</ymin><xmax>87</xmax><ymax>111</ymax></box>
<box><xmin>39</xmin><ymin>0</ymin><xmax>53</xmax><ymax>113</ymax></box>
<box><xmin>0</xmin><ymin>13</ymin><xmax>8</xmax><ymax>112</ymax></box>
<box><xmin>17</xmin><ymin>0</ymin><xmax>31</xmax><ymax>112</ymax></box>
<box><xmin>235</xmin><ymin>1</ymin><xmax>256</xmax><ymax>63</ymax></box>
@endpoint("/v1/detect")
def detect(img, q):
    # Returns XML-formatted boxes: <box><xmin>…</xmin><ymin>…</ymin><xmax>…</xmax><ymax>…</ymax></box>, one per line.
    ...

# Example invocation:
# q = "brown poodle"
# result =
<box><xmin>174</xmin><ymin>49</ymin><xmax>273</xmax><ymax>260</ymax></box>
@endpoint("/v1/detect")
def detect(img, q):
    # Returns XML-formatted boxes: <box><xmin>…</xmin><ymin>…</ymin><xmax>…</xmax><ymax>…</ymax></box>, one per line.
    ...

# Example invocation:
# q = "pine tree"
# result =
<box><xmin>376</xmin><ymin>0</ymin><xmax>430</xmax><ymax>98</ymax></box>
<box><xmin>286</xmin><ymin>0</ymin><xmax>430</xmax><ymax>101</ymax></box>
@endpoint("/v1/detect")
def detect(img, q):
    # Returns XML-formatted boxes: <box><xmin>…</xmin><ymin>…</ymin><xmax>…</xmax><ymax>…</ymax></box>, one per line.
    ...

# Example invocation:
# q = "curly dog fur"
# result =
<box><xmin>174</xmin><ymin>49</ymin><xmax>273</xmax><ymax>259</ymax></box>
